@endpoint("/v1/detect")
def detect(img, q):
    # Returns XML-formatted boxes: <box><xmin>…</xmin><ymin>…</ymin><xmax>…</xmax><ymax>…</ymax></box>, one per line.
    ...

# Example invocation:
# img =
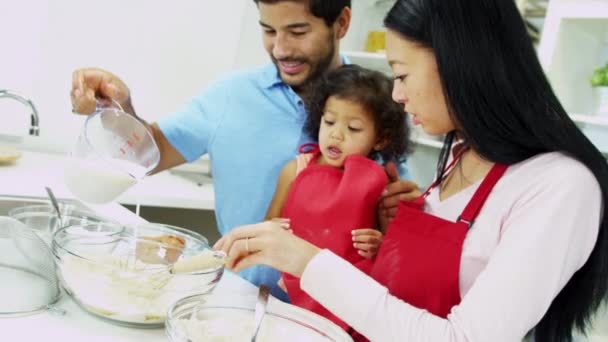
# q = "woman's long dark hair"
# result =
<box><xmin>385</xmin><ymin>0</ymin><xmax>608</xmax><ymax>341</ymax></box>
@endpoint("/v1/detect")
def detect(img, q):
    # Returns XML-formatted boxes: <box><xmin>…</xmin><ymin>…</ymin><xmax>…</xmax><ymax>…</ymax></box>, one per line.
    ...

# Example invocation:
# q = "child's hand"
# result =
<box><xmin>270</xmin><ymin>217</ymin><xmax>292</xmax><ymax>232</ymax></box>
<box><xmin>352</xmin><ymin>229</ymin><xmax>383</xmax><ymax>259</ymax></box>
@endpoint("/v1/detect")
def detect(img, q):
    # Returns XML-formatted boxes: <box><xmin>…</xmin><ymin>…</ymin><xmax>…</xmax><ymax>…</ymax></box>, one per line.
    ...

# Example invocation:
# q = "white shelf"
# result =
<box><xmin>550</xmin><ymin>0</ymin><xmax>608</xmax><ymax>19</ymax></box>
<box><xmin>412</xmin><ymin>137</ymin><xmax>443</xmax><ymax>149</ymax></box>
<box><xmin>343</xmin><ymin>50</ymin><xmax>392</xmax><ymax>75</ymax></box>
<box><xmin>538</xmin><ymin>0</ymin><xmax>608</xmax><ymax>116</ymax></box>
<box><xmin>536</xmin><ymin>0</ymin><xmax>608</xmax><ymax>157</ymax></box>
<box><xmin>571</xmin><ymin>113</ymin><xmax>608</xmax><ymax>127</ymax></box>
<box><xmin>344</xmin><ymin>50</ymin><xmax>386</xmax><ymax>59</ymax></box>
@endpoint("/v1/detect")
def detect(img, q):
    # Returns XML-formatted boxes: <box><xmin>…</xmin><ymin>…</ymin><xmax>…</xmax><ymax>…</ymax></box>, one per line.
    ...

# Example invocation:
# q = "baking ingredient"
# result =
<box><xmin>137</xmin><ymin>234</ymin><xmax>186</xmax><ymax>264</ymax></box>
<box><xmin>64</xmin><ymin>158</ymin><xmax>143</xmax><ymax>204</ymax></box>
<box><xmin>172</xmin><ymin>249</ymin><xmax>225</xmax><ymax>273</ymax></box>
<box><xmin>59</xmin><ymin>254</ymin><xmax>204</xmax><ymax>324</ymax></box>
<box><xmin>173</xmin><ymin>310</ymin><xmax>333</xmax><ymax>342</ymax></box>
<box><xmin>0</xmin><ymin>145</ymin><xmax>21</xmax><ymax>164</ymax></box>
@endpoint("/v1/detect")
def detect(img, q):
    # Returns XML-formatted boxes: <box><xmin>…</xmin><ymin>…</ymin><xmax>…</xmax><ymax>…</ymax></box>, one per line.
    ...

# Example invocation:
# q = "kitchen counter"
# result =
<box><xmin>0</xmin><ymin>149</ymin><xmax>256</xmax><ymax>341</ymax></box>
<box><xmin>0</xmin><ymin>149</ymin><xmax>215</xmax><ymax>211</ymax></box>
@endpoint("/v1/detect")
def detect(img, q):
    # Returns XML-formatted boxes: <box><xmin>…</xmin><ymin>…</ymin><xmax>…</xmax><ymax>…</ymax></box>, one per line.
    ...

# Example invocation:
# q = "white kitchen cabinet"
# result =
<box><xmin>538</xmin><ymin>0</ymin><xmax>608</xmax><ymax>154</ymax></box>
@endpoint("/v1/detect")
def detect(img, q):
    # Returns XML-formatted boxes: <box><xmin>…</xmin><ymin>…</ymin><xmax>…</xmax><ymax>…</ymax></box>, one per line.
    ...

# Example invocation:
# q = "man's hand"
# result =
<box><xmin>71</xmin><ymin>68</ymin><xmax>131</xmax><ymax>115</ymax></box>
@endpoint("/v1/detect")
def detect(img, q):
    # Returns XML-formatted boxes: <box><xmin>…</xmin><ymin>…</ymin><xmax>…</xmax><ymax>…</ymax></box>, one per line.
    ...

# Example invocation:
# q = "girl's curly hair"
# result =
<box><xmin>304</xmin><ymin>64</ymin><xmax>411</xmax><ymax>162</ymax></box>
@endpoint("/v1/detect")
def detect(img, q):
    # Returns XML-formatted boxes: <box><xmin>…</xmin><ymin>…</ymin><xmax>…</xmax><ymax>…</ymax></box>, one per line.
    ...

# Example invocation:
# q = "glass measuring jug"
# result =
<box><xmin>64</xmin><ymin>100</ymin><xmax>160</xmax><ymax>204</ymax></box>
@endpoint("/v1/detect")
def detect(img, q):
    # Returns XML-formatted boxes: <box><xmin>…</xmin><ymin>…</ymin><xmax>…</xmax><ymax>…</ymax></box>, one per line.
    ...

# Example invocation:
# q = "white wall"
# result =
<box><xmin>1</xmin><ymin>0</ymin><xmax>248</xmax><ymax>152</ymax></box>
<box><xmin>233</xmin><ymin>1</ymin><xmax>268</xmax><ymax>69</ymax></box>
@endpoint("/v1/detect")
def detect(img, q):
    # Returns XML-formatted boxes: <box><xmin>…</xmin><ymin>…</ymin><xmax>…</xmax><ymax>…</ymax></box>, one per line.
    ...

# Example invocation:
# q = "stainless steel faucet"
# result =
<box><xmin>0</xmin><ymin>89</ymin><xmax>40</xmax><ymax>136</ymax></box>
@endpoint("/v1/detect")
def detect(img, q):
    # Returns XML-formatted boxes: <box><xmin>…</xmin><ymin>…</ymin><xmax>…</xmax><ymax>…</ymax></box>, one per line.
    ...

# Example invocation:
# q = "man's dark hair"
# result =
<box><xmin>253</xmin><ymin>0</ymin><xmax>351</xmax><ymax>26</ymax></box>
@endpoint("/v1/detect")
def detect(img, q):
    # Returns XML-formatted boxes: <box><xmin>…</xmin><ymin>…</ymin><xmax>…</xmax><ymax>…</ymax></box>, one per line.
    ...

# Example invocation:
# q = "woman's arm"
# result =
<box><xmin>218</xmin><ymin>156</ymin><xmax>602</xmax><ymax>342</ymax></box>
<box><xmin>264</xmin><ymin>159</ymin><xmax>297</xmax><ymax>220</ymax></box>
<box><xmin>300</xmin><ymin>158</ymin><xmax>602</xmax><ymax>342</ymax></box>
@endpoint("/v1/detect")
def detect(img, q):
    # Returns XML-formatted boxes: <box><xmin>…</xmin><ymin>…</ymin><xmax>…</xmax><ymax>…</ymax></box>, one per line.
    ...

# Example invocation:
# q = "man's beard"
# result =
<box><xmin>272</xmin><ymin>35</ymin><xmax>336</xmax><ymax>92</ymax></box>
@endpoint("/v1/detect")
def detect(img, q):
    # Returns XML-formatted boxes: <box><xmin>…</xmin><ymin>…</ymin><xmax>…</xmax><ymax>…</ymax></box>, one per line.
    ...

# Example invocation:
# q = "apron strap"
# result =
<box><xmin>421</xmin><ymin>144</ymin><xmax>470</xmax><ymax>198</ymax></box>
<box><xmin>298</xmin><ymin>143</ymin><xmax>319</xmax><ymax>154</ymax></box>
<box><xmin>457</xmin><ymin>163</ymin><xmax>508</xmax><ymax>228</ymax></box>
<box><xmin>297</xmin><ymin>143</ymin><xmax>322</xmax><ymax>167</ymax></box>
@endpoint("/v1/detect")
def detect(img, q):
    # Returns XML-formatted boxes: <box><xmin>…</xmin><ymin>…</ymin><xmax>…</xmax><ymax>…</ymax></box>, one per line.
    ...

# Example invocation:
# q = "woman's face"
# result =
<box><xmin>385</xmin><ymin>29</ymin><xmax>455</xmax><ymax>135</ymax></box>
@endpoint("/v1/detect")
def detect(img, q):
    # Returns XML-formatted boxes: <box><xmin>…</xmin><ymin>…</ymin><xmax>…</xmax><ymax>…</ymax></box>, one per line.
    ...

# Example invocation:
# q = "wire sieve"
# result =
<box><xmin>0</xmin><ymin>216</ymin><xmax>63</xmax><ymax>317</ymax></box>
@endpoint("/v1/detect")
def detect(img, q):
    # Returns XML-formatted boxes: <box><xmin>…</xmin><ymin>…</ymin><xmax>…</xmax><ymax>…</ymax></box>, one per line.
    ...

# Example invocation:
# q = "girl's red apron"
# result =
<box><xmin>353</xmin><ymin>153</ymin><xmax>507</xmax><ymax>341</ymax></box>
<box><xmin>281</xmin><ymin>144</ymin><xmax>387</xmax><ymax>330</ymax></box>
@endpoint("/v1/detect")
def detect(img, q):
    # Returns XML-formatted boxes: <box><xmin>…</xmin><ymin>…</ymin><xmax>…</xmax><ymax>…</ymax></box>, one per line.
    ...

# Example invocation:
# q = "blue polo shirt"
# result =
<box><xmin>158</xmin><ymin>62</ymin><xmax>410</xmax><ymax>301</ymax></box>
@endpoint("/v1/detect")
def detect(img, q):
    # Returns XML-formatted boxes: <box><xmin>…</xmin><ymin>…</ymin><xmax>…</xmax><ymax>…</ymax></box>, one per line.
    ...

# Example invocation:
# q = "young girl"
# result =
<box><xmin>265</xmin><ymin>64</ymin><xmax>410</xmax><ymax>330</ymax></box>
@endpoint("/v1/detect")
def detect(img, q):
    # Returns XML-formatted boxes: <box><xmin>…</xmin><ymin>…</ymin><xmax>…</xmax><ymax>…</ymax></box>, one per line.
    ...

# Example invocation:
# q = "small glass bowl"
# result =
<box><xmin>52</xmin><ymin>222</ymin><xmax>224</xmax><ymax>328</ymax></box>
<box><xmin>166</xmin><ymin>293</ymin><xmax>353</xmax><ymax>341</ymax></box>
<box><xmin>9</xmin><ymin>204</ymin><xmax>107</xmax><ymax>244</ymax></box>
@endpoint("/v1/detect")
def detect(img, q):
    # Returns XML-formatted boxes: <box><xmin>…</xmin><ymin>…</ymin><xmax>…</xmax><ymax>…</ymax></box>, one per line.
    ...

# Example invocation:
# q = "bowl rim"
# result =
<box><xmin>52</xmin><ymin>222</ymin><xmax>223</xmax><ymax>275</ymax></box>
<box><xmin>9</xmin><ymin>204</ymin><xmax>103</xmax><ymax>219</ymax></box>
<box><xmin>165</xmin><ymin>293</ymin><xmax>353</xmax><ymax>341</ymax></box>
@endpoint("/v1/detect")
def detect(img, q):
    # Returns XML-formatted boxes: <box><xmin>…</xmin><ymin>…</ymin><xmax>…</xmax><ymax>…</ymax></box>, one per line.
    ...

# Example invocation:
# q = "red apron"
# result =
<box><xmin>282</xmin><ymin>144</ymin><xmax>387</xmax><ymax>330</ymax></box>
<box><xmin>354</xmin><ymin>155</ymin><xmax>507</xmax><ymax>341</ymax></box>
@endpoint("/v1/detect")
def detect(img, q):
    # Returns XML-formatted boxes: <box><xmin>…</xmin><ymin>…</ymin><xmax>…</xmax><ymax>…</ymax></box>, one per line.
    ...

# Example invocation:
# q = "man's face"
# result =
<box><xmin>258</xmin><ymin>1</ymin><xmax>345</xmax><ymax>90</ymax></box>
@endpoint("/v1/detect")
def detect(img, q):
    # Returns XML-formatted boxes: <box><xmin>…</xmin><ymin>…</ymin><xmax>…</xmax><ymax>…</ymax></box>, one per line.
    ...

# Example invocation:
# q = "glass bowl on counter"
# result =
<box><xmin>166</xmin><ymin>293</ymin><xmax>354</xmax><ymax>342</ymax></box>
<box><xmin>9</xmin><ymin>204</ymin><xmax>107</xmax><ymax>244</ymax></box>
<box><xmin>52</xmin><ymin>222</ymin><xmax>226</xmax><ymax>328</ymax></box>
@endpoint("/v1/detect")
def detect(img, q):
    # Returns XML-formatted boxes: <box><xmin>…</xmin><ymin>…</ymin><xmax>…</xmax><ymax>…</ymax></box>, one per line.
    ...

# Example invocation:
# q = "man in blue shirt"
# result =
<box><xmin>70</xmin><ymin>0</ymin><xmax>415</xmax><ymax>301</ymax></box>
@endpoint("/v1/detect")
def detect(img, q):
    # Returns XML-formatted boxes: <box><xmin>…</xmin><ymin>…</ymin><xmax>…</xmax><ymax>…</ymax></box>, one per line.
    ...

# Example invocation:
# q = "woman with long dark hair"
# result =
<box><xmin>215</xmin><ymin>0</ymin><xmax>608</xmax><ymax>341</ymax></box>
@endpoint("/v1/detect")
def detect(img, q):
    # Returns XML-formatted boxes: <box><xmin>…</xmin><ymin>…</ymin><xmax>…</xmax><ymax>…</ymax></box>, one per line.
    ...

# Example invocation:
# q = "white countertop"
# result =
<box><xmin>0</xmin><ymin>271</ymin><xmax>257</xmax><ymax>342</ymax></box>
<box><xmin>0</xmin><ymin>148</ymin><xmax>255</xmax><ymax>341</ymax></box>
<box><xmin>0</xmin><ymin>149</ymin><xmax>215</xmax><ymax>211</ymax></box>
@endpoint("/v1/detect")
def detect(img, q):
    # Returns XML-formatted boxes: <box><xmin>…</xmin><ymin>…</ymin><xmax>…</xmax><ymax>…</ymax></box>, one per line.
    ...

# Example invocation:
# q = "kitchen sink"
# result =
<box><xmin>0</xmin><ymin>195</ymin><xmax>89</xmax><ymax>216</ymax></box>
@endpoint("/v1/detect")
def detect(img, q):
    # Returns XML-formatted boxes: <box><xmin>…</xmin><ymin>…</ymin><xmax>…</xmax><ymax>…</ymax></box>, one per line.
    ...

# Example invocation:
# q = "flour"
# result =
<box><xmin>63</xmin><ymin>158</ymin><xmax>145</xmax><ymax>204</ymax></box>
<box><xmin>59</xmin><ymin>255</ymin><xmax>205</xmax><ymax>325</ymax></box>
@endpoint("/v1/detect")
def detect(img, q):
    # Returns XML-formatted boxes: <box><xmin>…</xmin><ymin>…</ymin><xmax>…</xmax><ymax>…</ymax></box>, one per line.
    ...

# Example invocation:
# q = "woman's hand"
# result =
<box><xmin>378</xmin><ymin>161</ymin><xmax>422</xmax><ymax>230</ymax></box>
<box><xmin>214</xmin><ymin>219</ymin><xmax>321</xmax><ymax>277</ymax></box>
<box><xmin>352</xmin><ymin>229</ymin><xmax>383</xmax><ymax>259</ymax></box>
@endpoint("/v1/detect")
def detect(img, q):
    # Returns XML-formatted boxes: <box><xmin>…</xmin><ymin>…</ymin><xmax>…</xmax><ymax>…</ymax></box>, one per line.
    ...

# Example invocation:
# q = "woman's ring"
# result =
<box><xmin>245</xmin><ymin>237</ymin><xmax>250</xmax><ymax>253</ymax></box>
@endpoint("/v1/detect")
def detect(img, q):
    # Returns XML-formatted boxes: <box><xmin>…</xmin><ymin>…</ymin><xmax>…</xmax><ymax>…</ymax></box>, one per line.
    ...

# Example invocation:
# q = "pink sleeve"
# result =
<box><xmin>300</xmin><ymin>159</ymin><xmax>602</xmax><ymax>342</ymax></box>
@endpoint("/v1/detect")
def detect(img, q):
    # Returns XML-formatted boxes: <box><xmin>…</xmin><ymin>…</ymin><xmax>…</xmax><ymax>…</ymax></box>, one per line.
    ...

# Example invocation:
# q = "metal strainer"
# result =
<box><xmin>0</xmin><ymin>216</ymin><xmax>62</xmax><ymax>316</ymax></box>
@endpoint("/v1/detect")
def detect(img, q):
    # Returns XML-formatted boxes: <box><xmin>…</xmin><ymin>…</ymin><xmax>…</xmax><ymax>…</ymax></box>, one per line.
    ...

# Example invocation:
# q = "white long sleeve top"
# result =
<box><xmin>300</xmin><ymin>152</ymin><xmax>603</xmax><ymax>342</ymax></box>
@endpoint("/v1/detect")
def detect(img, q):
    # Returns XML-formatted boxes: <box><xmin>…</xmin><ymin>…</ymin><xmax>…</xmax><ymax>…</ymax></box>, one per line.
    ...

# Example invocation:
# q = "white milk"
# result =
<box><xmin>64</xmin><ymin>158</ymin><xmax>145</xmax><ymax>204</ymax></box>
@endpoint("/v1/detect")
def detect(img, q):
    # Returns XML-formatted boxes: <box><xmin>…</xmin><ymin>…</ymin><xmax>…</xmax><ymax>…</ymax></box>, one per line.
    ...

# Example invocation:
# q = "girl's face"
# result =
<box><xmin>318</xmin><ymin>96</ymin><xmax>383</xmax><ymax>168</ymax></box>
<box><xmin>385</xmin><ymin>29</ymin><xmax>455</xmax><ymax>135</ymax></box>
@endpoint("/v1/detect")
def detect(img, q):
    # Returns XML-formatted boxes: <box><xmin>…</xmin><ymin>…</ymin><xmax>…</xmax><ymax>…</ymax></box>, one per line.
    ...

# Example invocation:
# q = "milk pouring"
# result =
<box><xmin>65</xmin><ymin>105</ymin><xmax>160</xmax><ymax>204</ymax></box>
<box><xmin>64</xmin><ymin>158</ymin><xmax>145</xmax><ymax>204</ymax></box>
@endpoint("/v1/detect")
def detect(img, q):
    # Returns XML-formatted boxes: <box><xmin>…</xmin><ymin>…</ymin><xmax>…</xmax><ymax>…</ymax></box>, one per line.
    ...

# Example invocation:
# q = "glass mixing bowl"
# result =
<box><xmin>52</xmin><ymin>222</ymin><xmax>225</xmax><ymax>328</ymax></box>
<box><xmin>9</xmin><ymin>204</ymin><xmax>107</xmax><ymax>244</ymax></box>
<box><xmin>166</xmin><ymin>293</ymin><xmax>354</xmax><ymax>341</ymax></box>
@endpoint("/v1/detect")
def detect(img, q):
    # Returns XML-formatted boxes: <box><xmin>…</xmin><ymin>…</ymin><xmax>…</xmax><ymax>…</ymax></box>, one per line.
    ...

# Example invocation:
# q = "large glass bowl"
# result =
<box><xmin>52</xmin><ymin>222</ymin><xmax>225</xmax><ymax>328</ymax></box>
<box><xmin>166</xmin><ymin>293</ymin><xmax>354</xmax><ymax>341</ymax></box>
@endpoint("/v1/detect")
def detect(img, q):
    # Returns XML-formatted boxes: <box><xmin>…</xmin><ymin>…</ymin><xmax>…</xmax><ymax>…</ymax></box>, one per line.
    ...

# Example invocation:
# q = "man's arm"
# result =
<box><xmin>148</xmin><ymin>123</ymin><xmax>187</xmax><ymax>174</ymax></box>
